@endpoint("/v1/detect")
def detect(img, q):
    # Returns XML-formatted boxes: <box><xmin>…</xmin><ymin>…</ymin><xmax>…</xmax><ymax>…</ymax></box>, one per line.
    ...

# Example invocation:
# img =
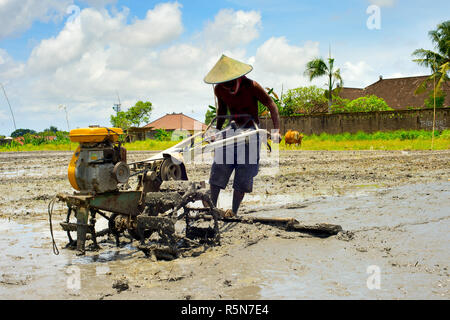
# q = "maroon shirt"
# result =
<box><xmin>214</xmin><ymin>76</ymin><xmax>280</xmax><ymax>130</ymax></box>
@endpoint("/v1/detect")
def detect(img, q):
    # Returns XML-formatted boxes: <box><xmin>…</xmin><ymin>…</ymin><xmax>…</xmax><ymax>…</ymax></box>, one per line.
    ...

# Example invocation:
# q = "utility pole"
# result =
<box><xmin>113</xmin><ymin>91</ymin><xmax>121</xmax><ymax>115</ymax></box>
<box><xmin>58</xmin><ymin>104</ymin><xmax>70</xmax><ymax>132</ymax></box>
<box><xmin>1</xmin><ymin>83</ymin><xmax>17</xmax><ymax>131</ymax></box>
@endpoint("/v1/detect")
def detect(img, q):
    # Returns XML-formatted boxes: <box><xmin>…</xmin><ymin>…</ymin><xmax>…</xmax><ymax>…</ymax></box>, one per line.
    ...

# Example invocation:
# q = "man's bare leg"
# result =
<box><xmin>232</xmin><ymin>189</ymin><xmax>245</xmax><ymax>215</ymax></box>
<box><xmin>210</xmin><ymin>184</ymin><xmax>221</xmax><ymax>207</ymax></box>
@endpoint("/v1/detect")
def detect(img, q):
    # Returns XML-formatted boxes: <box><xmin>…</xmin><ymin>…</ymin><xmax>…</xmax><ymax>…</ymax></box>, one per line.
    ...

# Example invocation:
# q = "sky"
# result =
<box><xmin>0</xmin><ymin>0</ymin><xmax>448</xmax><ymax>136</ymax></box>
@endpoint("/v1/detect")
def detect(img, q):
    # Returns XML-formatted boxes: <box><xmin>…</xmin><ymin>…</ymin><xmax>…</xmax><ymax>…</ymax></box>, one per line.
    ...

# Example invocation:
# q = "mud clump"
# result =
<box><xmin>112</xmin><ymin>277</ymin><xmax>129</xmax><ymax>293</ymax></box>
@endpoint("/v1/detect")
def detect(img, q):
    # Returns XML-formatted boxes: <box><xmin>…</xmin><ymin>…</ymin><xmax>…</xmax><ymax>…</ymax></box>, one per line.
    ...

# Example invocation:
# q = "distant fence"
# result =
<box><xmin>259</xmin><ymin>107</ymin><xmax>450</xmax><ymax>135</ymax></box>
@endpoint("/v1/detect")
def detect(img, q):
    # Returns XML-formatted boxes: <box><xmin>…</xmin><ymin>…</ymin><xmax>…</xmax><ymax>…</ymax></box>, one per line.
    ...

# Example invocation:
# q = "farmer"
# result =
<box><xmin>203</xmin><ymin>54</ymin><xmax>281</xmax><ymax>217</ymax></box>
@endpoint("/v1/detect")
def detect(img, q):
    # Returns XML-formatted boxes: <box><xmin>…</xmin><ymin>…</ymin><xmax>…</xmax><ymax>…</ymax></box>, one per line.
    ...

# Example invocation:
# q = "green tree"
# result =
<box><xmin>205</xmin><ymin>105</ymin><xmax>216</xmax><ymax>125</ymax></box>
<box><xmin>282</xmin><ymin>86</ymin><xmax>329</xmax><ymax>115</ymax></box>
<box><xmin>10</xmin><ymin>128</ymin><xmax>37</xmax><ymax>138</ymax></box>
<box><xmin>424</xmin><ymin>90</ymin><xmax>446</xmax><ymax>109</ymax></box>
<box><xmin>412</xmin><ymin>20</ymin><xmax>450</xmax><ymax>100</ymax></box>
<box><xmin>43</xmin><ymin>126</ymin><xmax>58</xmax><ymax>134</ymax></box>
<box><xmin>127</xmin><ymin>101</ymin><xmax>153</xmax><ymax>127</ymax></box>
<box><xmin>110</xmin><ymin>100</ymin><xmax>153</xmax><ymax>129</ymax></box>
<box><xmin>304</xmin><ymin>53</ymin><xmax>343</xmax><ymax>112</ymax></box>
<box><xmin>329</xmin><ymin>95</ymin><xmax>351</xmax><ymax>113</ymax></box>
<box><xmin>110</xmin><ymin>111</ymin><xmax>132</xmax><ymax>130</ymax></box>
<box><xmin>331</xmin><ymin>95</ymin><xmax>392</xmax><ymax>113</ymax></box>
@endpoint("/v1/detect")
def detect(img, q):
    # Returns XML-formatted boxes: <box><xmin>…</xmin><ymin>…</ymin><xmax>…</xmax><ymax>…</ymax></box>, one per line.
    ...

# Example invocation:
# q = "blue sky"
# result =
<box><xmin>0</xmin><ymin>0</ymin><xmax>448</xmax><ymax>135</ymax></box>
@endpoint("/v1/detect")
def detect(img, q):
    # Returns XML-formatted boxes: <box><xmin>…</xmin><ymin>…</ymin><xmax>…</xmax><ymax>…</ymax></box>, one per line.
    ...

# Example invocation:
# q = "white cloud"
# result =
<box><xmin>202</xmin><ymin>9</ymin><xmax>261</xmax><ymax>50</ymax></box>
<box><xmin>368</xmin><ymin>0</ymin><xmax>396</xmax><ymax>7</ymax></box>
<box><xmin>255</xmin><ymin>37</ymin><xmax>319</xmax><ymax>75</ymax></box>
<box><xmin>0</xmin><ymin>0</ymin><xmax>72</xmax><ymax>39</ymax></box>
<box><xmin>0</xmin><ymin>49</ymin><xmax>25</xmax><ymax>80</ymax></box>
<box><xmin>79</xmin><ymin>0</ymin><xmax>117</xmax><ymax>8</ymax></box>
<box><xmin>341</xmin><ymin>61</ymin><xmax>375</xmax><ymax>87</ymax></box>
<box><xmin>27</xmin><ymin>3</ymin><xmax>183</xmax><ymax>73</ymax></box>
<box><xmin>387</xmin><ymin>72</ymin><xmax>406</xmax><ymax>78</ymax></box>
<box><xmin>250</xmin><ymin>37</ymin><xmax>320</xmax><ymax>92</ymax></box>
<box><xmin>117</xmin><ymin>2</ymin><xmax>183</xmax><ymax>47</ymax></box>
<box><xmin>0</xmin><ymin>4</ymin><xmax>267</xmax><ymax>134</ymax></box>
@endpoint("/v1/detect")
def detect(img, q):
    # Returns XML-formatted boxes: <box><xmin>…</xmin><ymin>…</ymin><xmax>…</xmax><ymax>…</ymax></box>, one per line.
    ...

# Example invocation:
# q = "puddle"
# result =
<box><xmin>0</xmin><ymin>217</ymin><xmax>136</xmax><ymax>299</ymax></box>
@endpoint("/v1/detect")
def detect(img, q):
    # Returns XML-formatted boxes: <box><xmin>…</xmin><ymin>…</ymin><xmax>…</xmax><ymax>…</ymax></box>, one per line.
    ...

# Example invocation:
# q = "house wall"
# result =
<box><xmin>259</xmin><ymin>107</ymin><xmax>450</xmax><ymax>135</ymax></box>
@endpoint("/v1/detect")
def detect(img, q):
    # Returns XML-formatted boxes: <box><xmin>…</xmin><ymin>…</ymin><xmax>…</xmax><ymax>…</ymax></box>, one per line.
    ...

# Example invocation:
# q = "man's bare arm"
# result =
<box><xmin>216</xmin><ymin>97</ymin><xmax>228</xmax><ymax>130</ymax></box>
<box><xmin>266</xmin><ymin>99</ymin><xmax>280</xmax><ymax>130</ymax></box>
<box><xmin>253</xmin><ymin>81</ymin><xmax>280</xmax><ymax>130</ymax></box>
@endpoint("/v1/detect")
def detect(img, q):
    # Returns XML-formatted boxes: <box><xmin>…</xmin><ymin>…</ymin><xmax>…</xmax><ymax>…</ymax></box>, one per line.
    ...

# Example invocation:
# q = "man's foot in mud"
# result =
<box><xmin>222</xmin><ymin>209</ymin><xmax>237</xmax><ymax>218</ymax></box>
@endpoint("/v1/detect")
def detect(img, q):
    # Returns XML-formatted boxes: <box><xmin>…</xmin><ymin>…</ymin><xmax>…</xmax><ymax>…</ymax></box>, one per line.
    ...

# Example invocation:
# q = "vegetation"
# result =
<box><xmin>278</xmin><ymin>129</ymin><xmax>450</xmax><ymax>150</ymax></box>
<box><xmin>2</xmin><ymin>129</ymin><xmax>448</xmax><ymax>152</ymax></box>
<box><xmin>44</xmin><ymin>126</ymin><xmax>59</xmax><ymax>134</ymax></box>
<box><xmin>303</xmin><ymin>129</ymin><xmax>445</xmax><ymax>141</ymax></box>
<box><xmin>10</xmin><ymin>128</ymin><xmax>37</xmax><ymax>138</ymax></box>
<box><xmin>412</xmin><ymin>20</ymin><xmax>449</xmax><ymax>102</ymax></box>
<box><xmin>257</xmin><ymin>88</ymin><xmax>283</xmax><ymax>117</ymax></box>
<box><xmin>204</xmin><ymin>104</ymin><xmax>230</xmax><ymax>127</ymax></box>
<box><xmin>304</xmin><ymin>53</ymin><xmax>343</xmax><ymax>111</ymax></box>
<box><xmin>255</xmin><ymin>85</ymin><xmax>393</xmax><ymax>116</ymax></box>
<box><xmin>331</xmin><ymin>95</ymin><xmax>393</xmax><ymax>113</ymax></box>
<box><xmin>153</xmin><ymin>128</ymin><xmax>172</xmax><ymax>141</ymax></box>
<box><xmin>281</xmin><ymin>86</ymin><xmax>328</xmax><ymax>115</ymax></box>
<box><xmin>205</xmin><ymin>105</ymin><xmax>216</xmax><ymax>125</ymax></box>
<box><xmin>110</xmin><ymin>100</ymin><xmax>153</xmax><ymax>129</ymax></box>
<box><xmin>424</xmin><ymin>90</ymin><xmax>446</xmax><ymax>109</ymax></box>
<box><xmin>329</xmin><ymin>95</ymin><xmax>351</xmax><ymax>113</ymax></box>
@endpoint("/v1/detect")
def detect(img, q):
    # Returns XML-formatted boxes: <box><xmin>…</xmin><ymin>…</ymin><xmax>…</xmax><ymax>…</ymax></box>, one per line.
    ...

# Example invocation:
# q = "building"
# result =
<box><xmin>0</xmin><ymin>137</ymin><xmax>13</xmax><ymax>146</ymax></box>
<box><xmin>339</xmin><ymin>75</ymin><xmax>450</xmax><ymax>110</ymax></box>
<box><xmin>127</xmin><ymin>113</ymin><xmax>207</xmax><ymax>141</ymax></box>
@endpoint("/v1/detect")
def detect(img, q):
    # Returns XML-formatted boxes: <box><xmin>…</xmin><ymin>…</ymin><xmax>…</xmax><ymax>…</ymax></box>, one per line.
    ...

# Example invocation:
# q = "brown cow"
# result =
<box><xmin>284</xmin><ymin>130</ymin><xmax>303</xmax><ymax>147</ymax></box>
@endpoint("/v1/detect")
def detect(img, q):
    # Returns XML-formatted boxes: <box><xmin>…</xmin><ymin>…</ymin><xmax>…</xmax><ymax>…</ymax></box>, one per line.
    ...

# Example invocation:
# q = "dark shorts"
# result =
<box><xmin>209</xmin><ymin>128</ymin><xmax>261</xmax><ymax>193</ymax></box>
<box><xmin>209</xmin><ymin>162</ymin><xmax>259</xmax><ymax>193</ymax></box>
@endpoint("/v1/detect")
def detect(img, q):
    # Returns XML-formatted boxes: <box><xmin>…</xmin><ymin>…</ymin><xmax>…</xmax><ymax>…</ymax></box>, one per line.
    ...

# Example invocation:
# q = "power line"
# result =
<box><xmin>1</xmin><ymin>83</ymin><xmax>17</xmax><ymax>131</ymax></box>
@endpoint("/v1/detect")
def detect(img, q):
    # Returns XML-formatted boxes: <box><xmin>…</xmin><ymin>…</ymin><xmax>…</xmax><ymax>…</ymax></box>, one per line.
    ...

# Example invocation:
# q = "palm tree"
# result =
<box><xmin>304</xmin><ymin>51</ymin><xmax>343</xmax><ymax>113</ymax></box>
<box><xmin>412</xmin><ymin>20</ymin><xmax>450</xmax><ymax>95</ymax></box>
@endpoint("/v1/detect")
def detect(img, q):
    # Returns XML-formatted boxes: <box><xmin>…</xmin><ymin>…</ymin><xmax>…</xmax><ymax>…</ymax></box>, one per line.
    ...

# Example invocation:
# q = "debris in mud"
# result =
<box><xmin>0</xmin><ymin>274</ymin><xmax>31</xmax><ymax>286</ymax></box>
<box><xmin>244</xmin><ymin>234</ymin><xmax>267</xmax><ymax>247</ymax></box>
<box><xmin>286</xmin><ymin>222</ymin><xmax>343</xmax><ymax>237</ymax></box>
<box><xmin>221</xmin><ymin>216</ymin><xmax>344</xmax><ymax>238</ymax></box>
<box><xmin>112</xmin><ymin>277</ymin><xmax>129</xmax><ymax>293</ymax></box>
<box><xmin>186</xmin><ymin>226</ymin><xmax>217</xmax><ymax>242</ymax></box>
<box><xmin>336</xmin><ymin>230</ymin><xmax>354</xmax><ymax>241</ymax></box>
<box><xmin>223</xmin><ymin>279</ymin><xmax>232</xmax><ymax>287</ymax></box>
<box><xmin>138</xmin><ymin>243</ymin><xmax>178</xmax><ymax>261</ymax></box>
<box><xmin>33</xmin><ymin>195</ymin><xmax>52</xmax><ymax>201</ymax></box>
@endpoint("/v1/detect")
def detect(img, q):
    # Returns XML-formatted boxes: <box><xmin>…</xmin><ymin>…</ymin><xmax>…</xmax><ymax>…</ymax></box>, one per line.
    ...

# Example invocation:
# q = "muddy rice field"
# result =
<box><xmin>0</xmin><ymin>149</ymin><xmax>449</xmax><ymax>300</ymax></box>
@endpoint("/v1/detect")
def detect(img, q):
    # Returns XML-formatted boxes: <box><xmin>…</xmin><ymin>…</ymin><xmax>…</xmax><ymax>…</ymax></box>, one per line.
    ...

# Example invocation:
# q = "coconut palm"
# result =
<box><xmin>304</xmin><ymin>53</ymin><xmax>343</xmax><ymax>113</ymax></box>
<box><xmin>412</xmin><ymin>20</ymin><xmax>450</xmax><ymax>95</ymax></box>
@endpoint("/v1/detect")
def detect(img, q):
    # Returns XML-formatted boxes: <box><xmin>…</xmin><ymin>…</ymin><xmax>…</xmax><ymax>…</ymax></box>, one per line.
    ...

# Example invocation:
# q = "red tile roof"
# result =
<box><xmin>339</xmin><ymin>75</ymin><xmax>450</xmax><ymax>110</ymax></box>
<box><xmin>144</xmin><ymin>113</ymin><xmax>207</xmax><ymax>131</ymax></box>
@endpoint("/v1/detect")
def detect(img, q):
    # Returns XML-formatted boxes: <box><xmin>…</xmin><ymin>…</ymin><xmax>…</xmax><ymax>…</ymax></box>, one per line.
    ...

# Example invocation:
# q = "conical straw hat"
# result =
<box><xmin>204</xmin><ymin>55</ymin><xmax>253</xmax><ymax>84</ymax></box>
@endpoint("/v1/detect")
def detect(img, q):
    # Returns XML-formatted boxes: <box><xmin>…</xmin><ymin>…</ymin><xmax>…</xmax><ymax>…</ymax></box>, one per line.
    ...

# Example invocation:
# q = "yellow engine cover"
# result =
<box><xmin>69</xmin><ymin>127</ymin><xmax>123</xmax><ymax>143</ymax></box>
<box><xmin>68</xmin><ymin>146</ymin><xmax>81</xmax><ymax>191</ymax></box>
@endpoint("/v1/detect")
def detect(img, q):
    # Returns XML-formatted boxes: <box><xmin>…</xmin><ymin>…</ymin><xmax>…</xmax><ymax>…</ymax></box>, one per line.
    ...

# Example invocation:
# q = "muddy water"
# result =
<box><xmin>0</xmin><ymin>150</ymin><xmax>449</xmax><ymax>299</ymax></box>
